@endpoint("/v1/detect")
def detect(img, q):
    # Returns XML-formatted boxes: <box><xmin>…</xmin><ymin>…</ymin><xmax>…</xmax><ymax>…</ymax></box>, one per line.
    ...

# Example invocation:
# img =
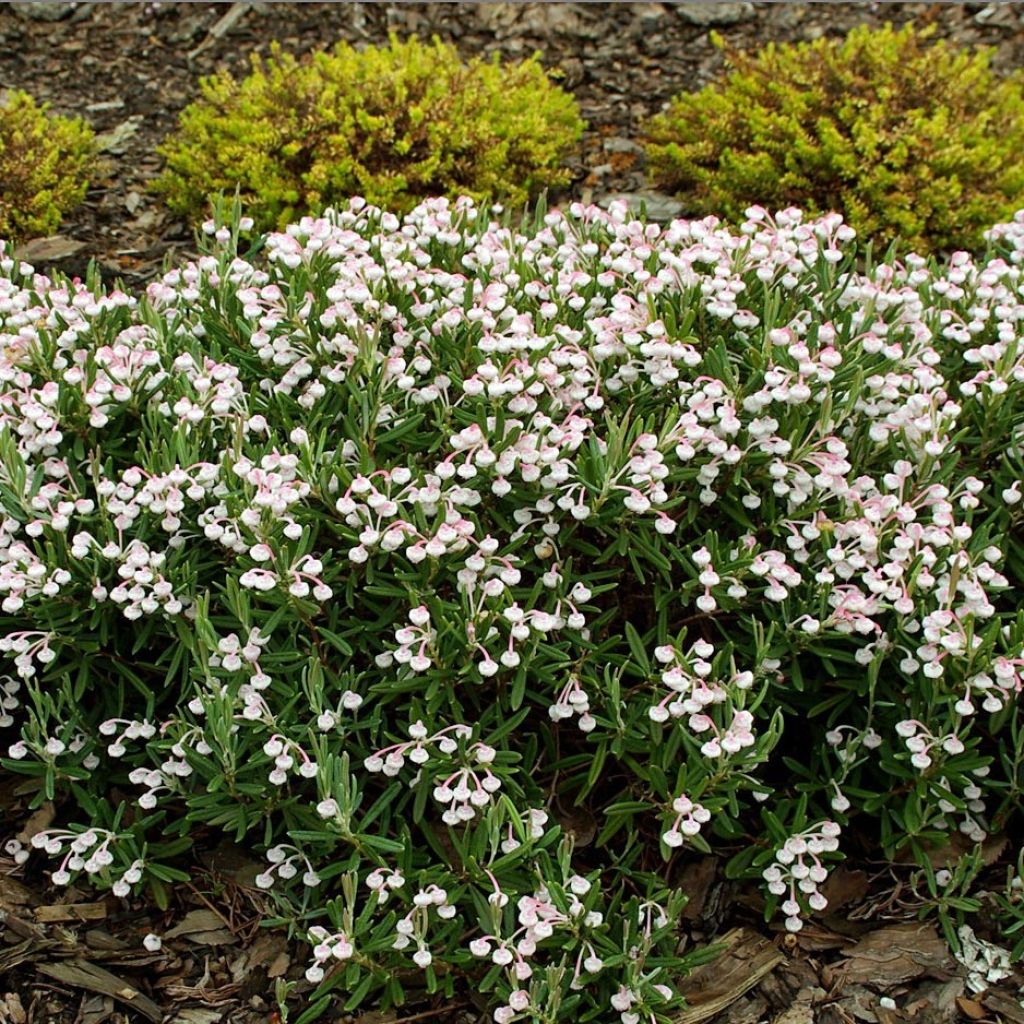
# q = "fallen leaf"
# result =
<box><xmin>553</xmin><ymin>803</ymin><xmax>597</xmax><ymax>847</ymax></box>
<box><xmin>164</xmin><ymin>908</ymin><xmax>236</xmax><ymax>946</ymax></box>
<box><xmin>199</xmin><ymin>842</ymin><xmax>264</xmax><ymax>886</ymax></box>
<box><xmin>956</xmin><ymin>997</ymin><xmax>986</xmax><ymax>1020</ymax></box>
<box><xmin>128</xmin><ymin>210</ymin><xmax>159</xmax><ymax>233</ymax></box>
<box><xmin>239</xmin><ymin>932</ymin><xmax>279</xmax><ymax>967</ymax></box>
<box><xmin>267</xmin><ymin>950</ymin><xmax>289</xmax><ymax>978</ymax></box>
<box><xmin>896</xmin><ymin>832</ymin><xmax>1008</xmax><ymax>870</ymax></box>
<box><xmin>79</xmin><ymin>993</ymin><xmax>114</xmax><ymax>1024</ymax></box>
<box><xmin>11</xmin><ymin>777</ymin><xmax>43</xmax><ymax>798</ymax></box>
<box><xmin>164</xmin><ymin>908</ymin><xmax>227</xmax><ymax>934</ymax></box>
<box><xmin>169</xmin><ymin>1010</ymin><xmax>223</xmax><ymax>1024</ymax></box>
<box><xmin>232</xmin><ymin>931</ymin><xmax>288</xmax><ymax>980</ymax></box>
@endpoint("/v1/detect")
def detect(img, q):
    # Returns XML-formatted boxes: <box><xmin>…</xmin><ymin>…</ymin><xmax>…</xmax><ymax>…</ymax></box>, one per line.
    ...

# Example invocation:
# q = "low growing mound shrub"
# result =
<box><xmin>155</xmin><ymin>37</ymin><xmax>584</xmax><ymax>229</ymax></box>
<box><xmin>645</xmin><ymin>24</ymin><xmax>1024</xmax><ymax>253</ymax></box>
<box><xmin>0</xmin><ymin>90</ymin><xmax>94</xmax><ymax>240</ymax></box>
<box><xmin>2</xmin><ymin>197</ymin><xmax>1024</xmax><ymax>1020</ymax></box>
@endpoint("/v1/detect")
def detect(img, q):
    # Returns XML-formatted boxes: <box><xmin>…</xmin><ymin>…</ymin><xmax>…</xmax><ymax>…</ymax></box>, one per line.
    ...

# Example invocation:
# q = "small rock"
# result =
<box><xmin>85</xmin><ymin>99</ymin><xmax>125</xmax><ymax>113</ymax></box>
<box><xmin>125</xmin><ymin>191</ymin><xmax>143</xmax><ymax>215</ymax></box>
<box><xmin>600</xmin><ymin>191</ymin><xmax>685</xmax><ymax>222</ymax></box>
<box><xmin>94</xmin><ymin>116</ymin><xmax>144</xmax><ymax>155</ymax></box>
<box><xmin>633</xmin><ymin>2</ymin><xmax>668</xmax><ymax>32</ymax></box>
<box><xmin>975</xmin><ymin>2</ymin><xmax>1022</xmax><ymax>25</ymax></box>
<box><xmin>0</xmin><ymin>993</ymin><xmax>26</xmax><ymax>1024</ymax></box>
<box><xmin>772</xmin><ymin>5</ymin><xmax>806</xmax><ymax>30</ymax></box>
<box><xmin>14</xmin><ymin>235</ymin><xmax>85</xmax><ymax>265</ymax></box>
<box><xmin>603</xmin><ymin>136</ymin><xmax>644</xmax><ymax>155</ymax></box>
<box><xmin>477</xmin><ymin>2</ymin><xmax>587</xmax><ymax>38</ymax></box>
<box><xmin>129</xmin><ymin>210</ymin><xmax>158</xmax><ymax>233</ymax></box>
<box><xmin>9</xmin><ymin>2</ymin><xmax>76</xmax><ymax>21</ymax></box>
<box><xmin>556</xmin><ymin>56</ymin><xmax>584</xmax><ymax>88</ymax></box>
<box><xmin>674</xmin><ymin>1</ymin><xmax>754</xmax><ymax>27</ymax></box>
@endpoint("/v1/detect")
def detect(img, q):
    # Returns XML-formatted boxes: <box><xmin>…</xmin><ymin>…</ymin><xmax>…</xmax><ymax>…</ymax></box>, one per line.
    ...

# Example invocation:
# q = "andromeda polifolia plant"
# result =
<box><xmin>0</xmin><ymin>195</ymin><xmax>1023</xmax><ymax>1021</ymax></box>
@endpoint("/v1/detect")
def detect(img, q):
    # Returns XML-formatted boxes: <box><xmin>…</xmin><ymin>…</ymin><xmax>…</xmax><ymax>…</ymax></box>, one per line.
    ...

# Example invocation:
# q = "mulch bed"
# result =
<box><xmin>2</xmin><ymin>3</ymin><xmax>1024</xmax><ymax>1022</ymax></box>
<box><xmin>2</xmin><ymin>815</ymin><xmax>1022</xmax><ymax>1024</ymax></box>
<box><xmin>2</xmin><ymin>1</ymin><xmax>1024</xmax><ymax>282</ymax></box>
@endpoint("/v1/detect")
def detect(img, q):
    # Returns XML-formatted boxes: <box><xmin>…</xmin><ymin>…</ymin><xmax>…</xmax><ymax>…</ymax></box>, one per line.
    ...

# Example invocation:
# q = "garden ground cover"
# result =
<box><xmin>2</xmin><ymin>5</ymin><xmax>1024</xmax><ymax>1024</ymax></box>
<box><xmin>0</xmin><ymin>195</ymin><xmax>1019</xmax><ymax>1019</ymax></box>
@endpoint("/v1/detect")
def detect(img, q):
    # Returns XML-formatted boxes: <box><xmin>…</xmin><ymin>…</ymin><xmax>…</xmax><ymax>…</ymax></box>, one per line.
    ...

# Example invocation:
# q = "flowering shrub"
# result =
<box><xmin>2</xmin><ymin>194</ymin><xmax>1024</xmax><ymax>1021</ymax></box>
<box><xmin>155</xmin><ymin>36</ymin><xmax>584</xmax><ymax>230</ymax></box>
<box><xmin>645</xmin><ymin>24</ymin><xmax>1024</xmax><ymax>253</ymax></box>
<box><xmin>0</xmin><ymin>90</ymin><xmax>95</xmax><ymax>240</ymax></box>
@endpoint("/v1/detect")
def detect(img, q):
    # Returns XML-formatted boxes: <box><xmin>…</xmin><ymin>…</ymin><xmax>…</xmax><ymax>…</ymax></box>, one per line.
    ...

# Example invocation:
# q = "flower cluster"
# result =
<box><xmin>304</xmin><ymin>925</ymin><xmax>354</xmax><ymax>983</ymax></box>
<box><xmin>29</xmin><ymin>827</ymin><xmax>144</xmax><ymax>897</ymax></box>
<box><xmin>661</xmin><ymin>794</ymin><xmax>711</xmax><ymax>849</ymax></box>
<box><xmin>471</xmin><ymin>871</ymin><xmax>613</xmax><ymax>1022</ymax></box>
<box><xmin>762</xmin><ymin>822</ymin><xmax>842</xmax><ymax>932</ymax></box>
<box><xmin>364</xmin><ymin>722</ymin><xmax>501</xmax><ymax>824</ymax></box>
<box><xmin>255</xmin><ymin>844</ymin><xmax>321</xmax><ymax>891</ymax></box>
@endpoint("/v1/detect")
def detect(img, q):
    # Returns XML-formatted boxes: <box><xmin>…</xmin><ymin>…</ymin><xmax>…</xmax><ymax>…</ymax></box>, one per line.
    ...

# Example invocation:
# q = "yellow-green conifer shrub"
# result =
<box><xmin>156</xmin><ymin>36</ymin><xmax>584</xmax><ymax>228</ymax></box>
<box><xmin>0</xmin><ymin>91</ymin><xmax>95</xmax><ymax>241</ymax></box>
<box><xmin>645</xmin><ymin>24</ymin><xmax>1024</xmax><ymax>252</ymax></box>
